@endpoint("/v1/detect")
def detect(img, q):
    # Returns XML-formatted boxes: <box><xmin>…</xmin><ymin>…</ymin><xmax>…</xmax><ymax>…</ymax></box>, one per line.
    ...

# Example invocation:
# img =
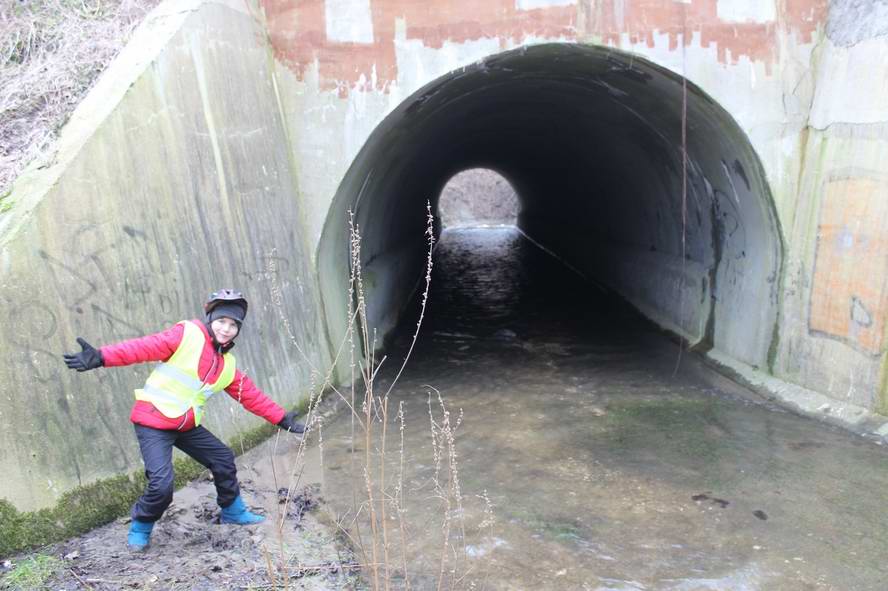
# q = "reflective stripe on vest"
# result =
<box><xmin>134</xmin><ymin>320</ymin><xmax>236</xmax><ymax>426</ymax></box>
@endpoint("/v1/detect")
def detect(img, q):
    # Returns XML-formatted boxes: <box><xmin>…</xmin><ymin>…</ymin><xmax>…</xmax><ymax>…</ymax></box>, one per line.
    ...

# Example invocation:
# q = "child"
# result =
<box><xmin>63</xmin><ymin>289</ymin><xmax>304</xmax><ymax>551</ymax></box>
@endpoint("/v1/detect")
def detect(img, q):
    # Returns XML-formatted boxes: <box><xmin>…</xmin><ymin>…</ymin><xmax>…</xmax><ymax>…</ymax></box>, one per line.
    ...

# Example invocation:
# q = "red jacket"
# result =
<box><xmin>100</xmin><ymin>319</ymin><xmax>286</xmax><ymax>431</ymax></box>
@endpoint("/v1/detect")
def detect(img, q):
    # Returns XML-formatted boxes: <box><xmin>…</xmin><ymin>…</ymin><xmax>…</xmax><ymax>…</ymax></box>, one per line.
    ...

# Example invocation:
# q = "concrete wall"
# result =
<box><xmin>0</xmin><ymin>0</ymin><xmax>330</xmax><ymax>511</ymax></box>
<box><xmin>773</xmin><ymin>1</ymin><xmax>888</xmax><ymax>415</ymax></box>
<box><xmin>264</xmin><ymin>0</ymin><xmax>886</xmax><ymax>423</ymax></box>
<box><xmin>3</xmin><ymin>0</ymin><xmax>887</xmax><ymax>511</ymax></box>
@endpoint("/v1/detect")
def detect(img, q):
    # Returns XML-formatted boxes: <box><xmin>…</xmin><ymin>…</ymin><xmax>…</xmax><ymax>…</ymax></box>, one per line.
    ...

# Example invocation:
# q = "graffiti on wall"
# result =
<box><xmin>2</xmin><ymin>221</ymin><xmax>187</xmax><ymax>399</ymax></box>
<box><xmin>809</xmin><ymin>177</ymin><xmax>888</xmax><ymax>356</ymax></box>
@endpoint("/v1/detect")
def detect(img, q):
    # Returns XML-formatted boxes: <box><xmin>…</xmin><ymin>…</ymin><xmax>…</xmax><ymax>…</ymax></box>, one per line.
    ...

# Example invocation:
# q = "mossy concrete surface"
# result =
<box><xmin>0</xmin><ymin>0</ymin><xmax>331</xmax><ymax>514</ymax></box>
<box><xmin>772</xmin><ymin>104</ymin><xmax>888</xmax><ymax>413</ymax></box>
<box><xmin>0</xmin><ymin>416</ymin><xmax>282</xmax><ymax>558</ymax></box>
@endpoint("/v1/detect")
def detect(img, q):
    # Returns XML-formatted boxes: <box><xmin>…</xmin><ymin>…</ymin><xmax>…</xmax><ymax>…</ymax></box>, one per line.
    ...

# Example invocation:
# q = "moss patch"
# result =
<box><xmin>226</xmin><ymin>422</ymin><xmax>277</xmax><ymax>457</ymax></box>
<box><xmin>0</xmin><ymin>189</ymin><xmax>12</xmax><ymax>213</ymax></box>
<box><xmin>0</xmin><ymin>406</ymin><xmax>307</xmax><ymax>558</ymax></box>
<box><xmin>597</xmin><ymin>397</ymin><xmax>736</xmax><ymax>483</ymax></box>
<box><xmin>877</xmin><ymin>354</ymin><xmax>888</xmax><ymax>417</ymax></box>
<box><xmin>0</xmin><ymin>553</ymin><xmax>63</xmax><ymax>590</ymax></box>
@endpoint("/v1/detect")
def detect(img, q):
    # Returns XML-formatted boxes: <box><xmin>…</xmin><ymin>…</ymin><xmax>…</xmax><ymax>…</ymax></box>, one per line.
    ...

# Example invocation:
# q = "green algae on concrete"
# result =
<box><xmin>0</xmin><ymin>189</ymin><xmax>12</xmax><ymax>214</ymax></box>
<box><xmin>772</xmin><ymin>126</ymin><xmax>887</xmax><ymax>412</ymax></box>
<box><xmin>2</xmin><ymin>467</ymin><xmax>153</xmax><ymax>559</ymax></box>
<box><xmin>600</xmin><ymin>398</ymin><xmax>730</xmax><ymax>466</ymax></box>
<box><xmin>0</xmin><ymin>413</ymin><xmax>299</xmax><ymax>558</ymax></box>
<box><xmin>878</xmin><ymin>352</ymin><xmax>888</xmax><ymax>416</ymax></box>
<box><xmin>0</xmin><ymin>459</ymin><xmax>198</xmax><ymax>558</ymax></box>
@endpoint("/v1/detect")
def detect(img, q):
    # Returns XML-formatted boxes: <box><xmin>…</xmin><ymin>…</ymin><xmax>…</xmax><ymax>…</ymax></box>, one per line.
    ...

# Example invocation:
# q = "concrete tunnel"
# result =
<box><xmin>318</xmin><ymin>43</ymin><xmax>783</xmax><ymax>371</ymax></box>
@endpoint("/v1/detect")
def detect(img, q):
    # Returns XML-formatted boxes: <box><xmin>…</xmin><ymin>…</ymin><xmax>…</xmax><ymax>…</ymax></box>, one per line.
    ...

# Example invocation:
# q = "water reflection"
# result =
<box><xmin>317</xmin><ymin>227</ymin><xmax>888</xmax><ymax>590</ymax></box>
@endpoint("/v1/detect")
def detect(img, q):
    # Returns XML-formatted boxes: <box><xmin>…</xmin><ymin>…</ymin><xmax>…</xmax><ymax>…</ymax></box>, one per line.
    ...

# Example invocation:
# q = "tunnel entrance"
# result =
<box><xmin>318</xmin><ymin>43</ymin><xmax>783</xmax><ymax>373</ymax></box>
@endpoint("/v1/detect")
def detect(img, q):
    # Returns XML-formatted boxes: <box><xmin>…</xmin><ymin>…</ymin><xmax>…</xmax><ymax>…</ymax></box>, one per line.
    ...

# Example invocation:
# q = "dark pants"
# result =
<box><xmin>132</xmin><ymin>424</ymin><xmax>240</xmax><ymax>523</ymax></box>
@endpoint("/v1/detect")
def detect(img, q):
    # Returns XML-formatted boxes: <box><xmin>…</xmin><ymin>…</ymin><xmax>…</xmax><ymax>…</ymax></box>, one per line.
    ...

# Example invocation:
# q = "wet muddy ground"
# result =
<box><xmin>2</xmin><ymin>437</ymin><xmax>358</xmax><ymax>590</ymax></box>
<box><xmin>316</xmin><ymin>227</ymin><xmax>888</xmax><ymax>590</ymax></box>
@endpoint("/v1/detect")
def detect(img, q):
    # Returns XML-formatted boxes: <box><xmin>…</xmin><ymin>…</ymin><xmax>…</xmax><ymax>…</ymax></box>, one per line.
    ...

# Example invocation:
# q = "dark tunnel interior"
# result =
<box><xmin>318</xmin><ymin>43</ymin><xmax>783</xmax><ymax>373</ymax></box>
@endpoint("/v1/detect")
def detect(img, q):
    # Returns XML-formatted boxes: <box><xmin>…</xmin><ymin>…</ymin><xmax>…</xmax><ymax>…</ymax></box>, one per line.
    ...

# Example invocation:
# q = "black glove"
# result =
<box><xmin>63</xmin><ymin>337</ymin><xmax>104</xmax><ymax>372</ymax></box>
<box><xmin>277</xmin><ymin>411</ymin><xmax>305</xmax><ymax>434</ymax></box>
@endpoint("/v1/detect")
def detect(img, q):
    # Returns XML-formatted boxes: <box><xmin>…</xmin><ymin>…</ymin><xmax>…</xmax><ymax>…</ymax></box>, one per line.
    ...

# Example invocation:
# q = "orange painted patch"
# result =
<box><xmin>403</xmin><ymin>4</ymin><xmax>577</xmax><ymax>49</ymax></box>
<box><xmin>587</xmin><ymin>0</ymin><xmax>824</xmax><ymax>69</ymax></box>
<box><xmin>261</xmin><ymin>0</ymin><xmax>826</xmax><ymax>90</ymax></box>
<box><xmin>262</xmin><ymin>0</ymin><xmax>577</xmax><ymax>90</ymax></box>
<box><xmin>263</xmin><ymin>0</ymin><xmax>398</xmax><ymax>92</ymax></box>
<box><xmin>809</xmin><ymin>178</ymin><xmax>888</xmax><ymax>355</ymax></box>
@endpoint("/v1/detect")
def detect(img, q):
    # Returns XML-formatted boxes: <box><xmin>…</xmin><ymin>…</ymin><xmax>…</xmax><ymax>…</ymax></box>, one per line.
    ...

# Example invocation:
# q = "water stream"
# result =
<box><xmin>314</xmin><ymin>227</ymin><xmax>888</xmax><ymax>590</ymax></box>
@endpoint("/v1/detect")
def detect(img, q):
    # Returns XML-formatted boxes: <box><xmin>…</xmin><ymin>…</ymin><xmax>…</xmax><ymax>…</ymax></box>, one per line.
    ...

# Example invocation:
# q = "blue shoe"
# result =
<box><xmin>127</xmin><ymin>519</ymin><xmax>154</xmax><ymax>551</ymax></box>
<box><xmin>220</xmin><ymin>495</ymin><xmax>265</xmax><ymax>525</ymax></box>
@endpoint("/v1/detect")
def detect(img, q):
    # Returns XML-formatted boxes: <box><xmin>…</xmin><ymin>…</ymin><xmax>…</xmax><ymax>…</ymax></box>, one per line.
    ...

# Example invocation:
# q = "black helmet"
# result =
<box><xmin>205</xmin><ymin>289</ymin><xmax>248</xmax><ymax>324</ymax></box>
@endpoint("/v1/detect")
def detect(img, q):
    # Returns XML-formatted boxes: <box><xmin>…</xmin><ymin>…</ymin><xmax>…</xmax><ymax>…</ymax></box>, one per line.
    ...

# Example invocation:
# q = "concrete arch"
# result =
<box><xmin>318</xmin><ymin>43</ymin><xmax>783</xmax><ymax>370</ymax></box>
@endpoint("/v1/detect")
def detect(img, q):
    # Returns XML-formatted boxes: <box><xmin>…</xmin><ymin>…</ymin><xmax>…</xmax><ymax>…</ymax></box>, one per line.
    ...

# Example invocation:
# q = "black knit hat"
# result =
<box><xmin>207</xmin><ymin>302</ymin><xmax>246</xmax><ymax>326</ymax></box>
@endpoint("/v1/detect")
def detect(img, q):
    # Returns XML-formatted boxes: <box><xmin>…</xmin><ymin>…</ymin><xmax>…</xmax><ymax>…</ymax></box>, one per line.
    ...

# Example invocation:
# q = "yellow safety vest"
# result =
<box><xmin>134</xmin><ymin>320</ymin><xmax>236</xmax><ymax>426</ymax></box>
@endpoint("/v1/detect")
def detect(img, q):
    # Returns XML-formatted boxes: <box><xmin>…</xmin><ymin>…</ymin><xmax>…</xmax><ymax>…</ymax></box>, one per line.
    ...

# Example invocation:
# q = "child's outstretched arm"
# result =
<box><xmin>62</xmin><ymin>324</ymin><xmax>184</xmax><ymax>371</ymax></box>
<box><xmin>226</xmin><ymin>370</ymin><xmax>304</xmax><ymax>433</ymax></box>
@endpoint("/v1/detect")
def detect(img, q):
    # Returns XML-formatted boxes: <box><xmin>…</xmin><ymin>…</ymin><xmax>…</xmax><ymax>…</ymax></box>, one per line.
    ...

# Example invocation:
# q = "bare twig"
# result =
<box><xmin>380</xmin><ymin>396</ymin><xmax>391</xmax><ymax>590</ymax></box>
<box><xmin>264</xmin><ymin>204</ymin><xmax>490</xmax><ymax>589</ymax></box>
<box><xmin>263</xmin><ymin>546</ymin><xmax>277</xmax><ymax>590</ymax></box>
<box><xmin>383</xmin><ymin>202</ymin><xmax>436</xmax><ymax>398</ymax></box>
<box><xmin>68</xmin><ymin>568</ymin><xmax>95</xmax><ymax>590</ymax></box>
<box><xmin>396</xmin><ymin>400</ymin><xmax>411</xmax><ymax>590</ymax></box>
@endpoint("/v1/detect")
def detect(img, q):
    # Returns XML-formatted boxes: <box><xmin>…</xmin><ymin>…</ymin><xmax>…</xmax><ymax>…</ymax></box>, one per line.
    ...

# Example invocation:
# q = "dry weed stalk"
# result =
<box><xmin>265</xmin><ymin>202</ymin><xmax>493</xmax><ymax>589</ymax></box>
<box><xmin>425</xmin><ymin>386</ymin><xmax>467</xmax><ymax>590</ymax></box>
<box><xmin>395</xmin><ymin>400</ymin><xmax>410</xmax><ymax>588</ymax></box>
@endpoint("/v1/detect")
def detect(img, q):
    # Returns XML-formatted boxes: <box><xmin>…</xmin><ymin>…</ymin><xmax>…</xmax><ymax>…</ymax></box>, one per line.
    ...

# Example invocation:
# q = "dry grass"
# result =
<box><xmin>264</xmin><ymin>205</ymin><xmax>497</xmax><ymax>589</ymax></box>
<box><xmin>0</xmin><ymin>0</ymin><xmax>161</xmax><ymax>198</ymax></box>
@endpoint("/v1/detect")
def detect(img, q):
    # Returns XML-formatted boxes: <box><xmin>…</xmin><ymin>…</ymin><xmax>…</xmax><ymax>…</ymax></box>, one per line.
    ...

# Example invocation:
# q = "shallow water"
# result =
<box><xmin>316</xmin><ymin>227</ymin><xmax>888</xmax><ymax>590</ymax></box>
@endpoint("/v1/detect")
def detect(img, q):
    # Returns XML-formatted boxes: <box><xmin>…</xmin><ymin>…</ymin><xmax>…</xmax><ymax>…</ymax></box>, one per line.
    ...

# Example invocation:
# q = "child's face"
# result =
<box><xmin>210</xmin><ymin>317</ymin><xmax>239</xmax><ymax>344</ymax></box>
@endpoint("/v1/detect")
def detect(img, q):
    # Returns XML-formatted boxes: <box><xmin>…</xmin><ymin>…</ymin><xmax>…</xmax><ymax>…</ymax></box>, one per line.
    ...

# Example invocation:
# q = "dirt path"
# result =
<box><xmin>2</xmin><ymin>432</ymin><xmax>360</xmax><ymax>590</ymax></box>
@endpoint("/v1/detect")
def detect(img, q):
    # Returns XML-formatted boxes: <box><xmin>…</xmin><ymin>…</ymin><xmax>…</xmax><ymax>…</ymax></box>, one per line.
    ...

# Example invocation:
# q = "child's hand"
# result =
<box><xmin>277</xmin><ymin>411</ymin><xmax>305</xmax><ymax>434</ymax></box>
<box><xmin>63</xmin><ymin>337</ymin><xmax>104</xmax><ymax>372</ymax></box>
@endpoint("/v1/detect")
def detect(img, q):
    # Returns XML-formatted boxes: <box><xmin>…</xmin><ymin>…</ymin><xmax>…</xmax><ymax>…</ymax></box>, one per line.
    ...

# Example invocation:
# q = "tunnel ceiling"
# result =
<box><xmin>319</xmin><ymin>43</ymin><xmax>783</xmax><ymax>370</ymax></box>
